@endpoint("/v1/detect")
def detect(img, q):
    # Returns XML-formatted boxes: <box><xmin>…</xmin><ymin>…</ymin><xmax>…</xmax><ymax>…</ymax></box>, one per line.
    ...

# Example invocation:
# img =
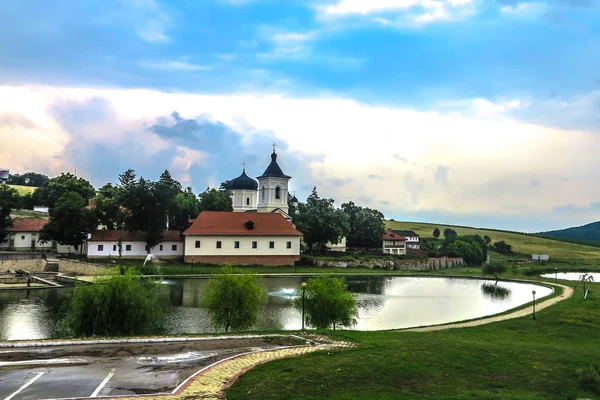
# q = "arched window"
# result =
<box><xmin>261</xmin><ymin>186</ymin><xmax>265</xmax><ymax>203</ymax></box>
<box><xmin>246</xmin><ymin>197</ymin><xmax>250</xmax><ymax>206</ymax></box>
<box><xmin>275</xmin><ymin>186</ymin><xmax>281</xmax><ymax>200</ymax></box>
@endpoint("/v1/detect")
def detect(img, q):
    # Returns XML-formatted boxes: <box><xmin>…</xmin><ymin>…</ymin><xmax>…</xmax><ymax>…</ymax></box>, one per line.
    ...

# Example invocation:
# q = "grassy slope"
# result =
<box><xmin>228</xmin><ymin>282</ymin><xmax>600</xmax><ymax>400</ymax></box>
<box><xmin>387</xmin><ymin>220</ymin><xmax>600</xmax><ymax>265</ymax></box>
<box><xmin>7</xmin><ymin>184</ymin><xmax>36</xmax><ymax>195</ymax></box>
<box><xmin>540</xmin><ymin>221</ymin><xmax>600</xmax><ymax>245</ymax></box>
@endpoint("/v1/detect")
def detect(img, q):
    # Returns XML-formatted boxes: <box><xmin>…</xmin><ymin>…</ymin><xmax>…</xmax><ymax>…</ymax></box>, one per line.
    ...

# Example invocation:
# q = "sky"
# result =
<box><xmin>1</xmin><ymin>0</ymin><xmax>599</xmax><ymax>233</ymax></box>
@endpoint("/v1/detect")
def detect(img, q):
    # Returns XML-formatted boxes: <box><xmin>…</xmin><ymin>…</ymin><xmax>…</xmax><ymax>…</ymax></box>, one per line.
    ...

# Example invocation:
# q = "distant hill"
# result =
<box><xmin>539</xmin><ymin>221</ymin><xmax>600</xmax><ymax>246</ymax></box>
<box><xmin>386</xmin><ymin>220</ymin><xmax>600</xmax><ymax>265</ymax></box>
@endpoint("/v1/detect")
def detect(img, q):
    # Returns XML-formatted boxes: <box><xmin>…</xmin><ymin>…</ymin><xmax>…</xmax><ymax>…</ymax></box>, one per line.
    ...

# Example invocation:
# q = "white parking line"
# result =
<box><xmin>90</xmin><ymin>369</ymin><xmax>115</xmax><ymax>398</ymax></box>
<box><xmin>4</xmin><ymin>372</ymin><xmax>45</xmax><ymax>400</ymax></box>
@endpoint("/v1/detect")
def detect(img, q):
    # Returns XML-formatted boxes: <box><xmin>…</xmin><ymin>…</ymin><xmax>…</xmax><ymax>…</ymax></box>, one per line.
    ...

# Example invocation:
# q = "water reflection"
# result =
<box><xmin>481</xmin><ymin>283</ymin><xmax>512</xmax><ymax>301</ymax></box>
<box><xmin>541</xmin><ymin>272</ymin><xmax>600</xmax><ymax>281</ymax></box>
<box><xmin>0</xmin><ymin>276</ymin><xmax>553</xmax><ymax>340</ymax></box>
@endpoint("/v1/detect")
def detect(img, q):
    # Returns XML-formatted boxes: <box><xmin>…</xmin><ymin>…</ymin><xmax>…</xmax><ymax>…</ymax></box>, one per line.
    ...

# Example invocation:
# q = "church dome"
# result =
<box><xmin>226</xmin><ymin>169</ymin><xmax>258</xmax><ymax>190</ymax></box>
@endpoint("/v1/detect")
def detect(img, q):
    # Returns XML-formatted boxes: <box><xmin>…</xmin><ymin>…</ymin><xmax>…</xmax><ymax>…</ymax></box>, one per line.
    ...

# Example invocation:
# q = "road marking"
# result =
<box><xmin>90</xmin><ymin>369</ymin><xmax>115</xmax><ymax>398</ymax></box>
<box><xmin>4</xmin><ymin>371</ymin><xmax>45</xmax><ymax>400</ymax></box>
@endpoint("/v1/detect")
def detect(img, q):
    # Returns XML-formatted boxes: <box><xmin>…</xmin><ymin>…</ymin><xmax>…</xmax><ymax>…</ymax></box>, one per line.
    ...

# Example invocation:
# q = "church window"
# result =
<box><xmin>275</xmin><ymin>186</ymin><xmax>281</xmax><ymax>200</ymax></box>
<box><xmin>261</xmin><ymin>187</ymin><xmax>265</xmax><ymax>203</ymax></box>
<box><xmin>246</xmin><ymin>197</ymin><xmax>250</xmax><ymax>206</ymax></box>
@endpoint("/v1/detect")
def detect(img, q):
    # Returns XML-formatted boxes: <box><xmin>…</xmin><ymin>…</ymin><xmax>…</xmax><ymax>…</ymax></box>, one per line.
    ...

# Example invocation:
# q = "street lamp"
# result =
<box><xmin>301</xmin><ymin>282</ymin><xmax>307</xmax><ymax>330</ymax></box>
<box><xmin>532</xmin><ymin>290</ymin><xmax>536</xmax><ymax>320</ymax></box>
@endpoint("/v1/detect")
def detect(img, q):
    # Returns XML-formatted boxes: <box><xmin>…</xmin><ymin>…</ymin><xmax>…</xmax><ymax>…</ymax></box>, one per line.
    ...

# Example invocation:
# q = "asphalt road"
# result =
<box><xmin>0</xmin><ymin>347</ymin><xmax>260</xmax><ymax>399</ymax></box>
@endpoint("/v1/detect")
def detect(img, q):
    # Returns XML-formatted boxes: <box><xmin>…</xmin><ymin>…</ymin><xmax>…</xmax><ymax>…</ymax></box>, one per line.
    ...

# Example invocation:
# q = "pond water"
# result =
<box><xmin>0</xmin><ymin>276</ymin><xmax>553</xmax><ymax>341</ymax></box>
<box><xmin>540</xmin><ymin>272</ymin><xmax>599</xmax><ymax>281</ymax></box>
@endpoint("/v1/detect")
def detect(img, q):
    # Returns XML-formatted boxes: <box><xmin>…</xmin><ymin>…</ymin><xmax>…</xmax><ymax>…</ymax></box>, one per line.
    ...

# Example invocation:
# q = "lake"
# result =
<box><xmin>540</xmin><ymin>271</ymin><xmax>599</xmax><ymax>281</ymax></box>
<box><xmin>0</xmin><ymin>276</ymin><xmax>553</xmax><ymax>341</ymax></box>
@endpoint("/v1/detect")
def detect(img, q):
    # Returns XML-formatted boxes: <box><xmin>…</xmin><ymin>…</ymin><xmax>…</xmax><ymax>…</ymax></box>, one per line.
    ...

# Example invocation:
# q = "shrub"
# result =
<box><xmin>576</xmin><ymin>365</ymin><xmax>600</xmax><ymax>394</ymax></box>
<box><xmin>493</xmin><ymin>240</ymin><xmax>513</xmax><ymax>254</ymax></box>
<box><xmin>295</xmin><ymin>275</ymin><xmax>358</xmax><ymax>330</ymax></box>
<box><xmin>57</xmin><ymin>268</ymin><xmax>168</xmax><ymax>337</ymax></box>
<box><xmin>203</xmin><ymin>265</ymin><xmax>264</xmax><ymax>333</ymax></box>
<box><xmin>298</xmin><ymin>255</ymin><xmax>314</xmax><ymax>266</ymax></box>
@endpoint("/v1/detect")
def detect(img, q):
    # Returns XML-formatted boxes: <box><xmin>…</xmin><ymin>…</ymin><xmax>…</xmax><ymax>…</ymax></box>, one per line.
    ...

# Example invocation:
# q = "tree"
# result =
<box><xmin>56</xmin><ymin>268</ymin><xmax>169</xmax><ymax>337</ymax></box>
<box><xmin>287</xmin><ymin>192</ymin><xmax>297</xmax><ymax>218</ymax></box>
<box><xmin>446</xmin><ymin>240</ymin><xmax>483</xmax><ymax>266</ymax></box>
<box><xmin>294</xmin><ymin>188</ymin><xmax>350</xmax><ymax>252</ymax></box>
<box><xmin>493</xmin><ymin>240</ymin><xmax>513</xmax><ymax>254</ymax></box>
<box><xmin>169</xmin><ymin>188</ymin><xmax>200</xmax><ymax>232</ymax></box>
<box><xmin>433</xmin><ymin>228</ymin><xmax>441</xmax><ymax>239</ymax></box>
<box><xmin>94</xmin><ymin>183</ymin><xmax>126</xmax><ymax>230</ymax></box>
<box><xmin>156</xmin><ymin>170</ymin><xmax>183</xmax><ymax>228</ymax></box>
<box><xmin>198</xmin><ymin>188</ymin><xmax>233</xmax><ymax>212</ymax></box>
<box><xmin>483</xmin><ymin>235</ymin><xmax>492</xmax><ymax>246</ymax></box>
<box><xmin>7</xmin><ymin>172</ymin><xmax>49</xmax><ymax>187</ymax></box>
<box><xmin>119</xmin><ymin>171</ymin><xmax>167</xmax><ymax>251</ymax></box>
<box><xmin>295</xmin><ymin>276</ymin><xmax>358</xmax><ymax>330</ymax></box>
<box><xmin>341</xmin><ymin>201</ymin><xmax>385</xmax><ymax>248</ymax></box>
<box><xmin>482</xmin><ymin>262</ymin><xmax>508</xmax><ymax>282</ymax></box>
<box><xmin>443</xmin><ymin>228</ymin><xmax>458</xmax><ymax>242</ymax></box>
<box><xmin>39</xmin><ymin>192</ymin><xmax>98</xmax><ymax>250</ymax></box>
<box><xmin>203</xmin><ymin>265</ymin><xmax>264</xmax><ymax>333</ymax></box>
<box><xmin>32</xmin><ymin>173</ymin><xmax>95</xmax><ymax>208</ymax></box>
<box><xmin>0</xmin><ymin>186</ymin><xmax>20</xmax><ymax>243</ymax></box>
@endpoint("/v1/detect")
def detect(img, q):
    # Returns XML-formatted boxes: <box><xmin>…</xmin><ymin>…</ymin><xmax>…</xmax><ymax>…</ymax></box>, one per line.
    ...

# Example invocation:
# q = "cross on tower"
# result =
<box><xmin>272</xmin><ymin>142</ymin><xmax>276</xmax><ymax>153</ymax></box>
<box><xmin>242</xmin><ymin>161</ymin><xmax>246</xmax><ymax>168</ymax></box>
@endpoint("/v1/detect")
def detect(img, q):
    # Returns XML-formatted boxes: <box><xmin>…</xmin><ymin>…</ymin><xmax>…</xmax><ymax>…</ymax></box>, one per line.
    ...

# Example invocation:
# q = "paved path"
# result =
<box><xmin>401</xmin><ymin>282</ymin><xmax>573</xmax><ymax>332</ymax></box>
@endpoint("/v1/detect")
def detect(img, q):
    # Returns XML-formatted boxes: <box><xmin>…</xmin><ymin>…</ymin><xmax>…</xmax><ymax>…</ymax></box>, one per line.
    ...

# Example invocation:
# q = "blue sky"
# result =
<box><xmin>1</xmin><ymin>0</ymin><xmax>600</xmax><ymax>232</ymax></box>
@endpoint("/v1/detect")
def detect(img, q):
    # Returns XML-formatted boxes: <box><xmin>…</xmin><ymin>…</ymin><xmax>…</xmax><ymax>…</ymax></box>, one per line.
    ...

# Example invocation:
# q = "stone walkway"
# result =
<box><xmin>83</xmin><ymin>334</ymin><xmax>356</xmax><ymax>400</ymax></box>
<box><xmin>401</xmin><ymin>282</ymin><xmax>573</xmax><ymax>332</ymax></box>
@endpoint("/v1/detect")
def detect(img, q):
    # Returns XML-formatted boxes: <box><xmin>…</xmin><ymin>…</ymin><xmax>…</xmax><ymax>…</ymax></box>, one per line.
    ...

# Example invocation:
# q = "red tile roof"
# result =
<box><xmin>8</xmin><ymin>218</ymin><xmax>48</xmax><ymax>232</ymax></box>
<box><xmin>89</xmin><ymin>230</ymin><xmax>183</xmax><ymax>242</ymax></box>
<box><xmin>383</xmin><ymin>228</ymin><xmax>406</xmax><ymax>241</ymax></box>
<box><xmin>183</xmin><ymin>211</ymin><xmax>303</xmax><ymax>236</ymax></box>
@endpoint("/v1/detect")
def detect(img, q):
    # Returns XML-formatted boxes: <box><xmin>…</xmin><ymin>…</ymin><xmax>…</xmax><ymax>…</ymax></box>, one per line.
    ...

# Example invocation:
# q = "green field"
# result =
<box><xmin>7</xmin><ymin>184</ymin><xmax>36</xmax><ymax>195</ymax></box>
<box><xmin>387</xmin><ymin>220</ymin><xmax>600</xmax><ymax>265</ymax></box>
<box><xmin>227</xmin><ymin>281</ymin><xmax>600</xmax><ymax>399</ymax></box>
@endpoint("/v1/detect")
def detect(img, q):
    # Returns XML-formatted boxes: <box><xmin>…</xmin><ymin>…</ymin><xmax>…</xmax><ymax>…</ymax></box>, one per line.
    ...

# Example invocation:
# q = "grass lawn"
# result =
<box><xmin>387</xmin><ymin>220</ymin><xmax>600</xmax><ymax>265</ymax></box>
<box><xmin>7</xmin><ymin>184</ymin><xmax>36</xmax><ymax>195</ymax></box>
<box><xmin>227</xmin><ymin>281</ymin><xmax>600</xmax><ymax>399</ymax></box>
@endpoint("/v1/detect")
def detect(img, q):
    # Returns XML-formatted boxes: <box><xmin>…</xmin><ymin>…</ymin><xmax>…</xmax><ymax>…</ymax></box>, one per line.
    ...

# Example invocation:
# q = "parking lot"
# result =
<box><xmin>0</xmin><ymin>336</ymin><xmax>299</xmax><ymax>400</ymax></box>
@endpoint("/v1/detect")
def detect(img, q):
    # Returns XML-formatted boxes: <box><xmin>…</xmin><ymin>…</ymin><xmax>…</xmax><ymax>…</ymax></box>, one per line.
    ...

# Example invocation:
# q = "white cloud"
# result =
<box><xmin>2</xmin><ymin>84</ymin><xmax>599</xmax><ymax>226</ymax></box>
<box><xmin>170</xmin><ymin>146</ymin><xmax>210</xmax><ymax>184</ymax></box>
<box><xmin>138</xmin><ymin>60</ymin><xmax>212</xmax><ymax>71</ymax></box>
<box><xmin>500</xmin><ymin>2</ymin><xmax>547</xmax><ymax>17</ymax></box>
<box><xmin>123</xmin><ymin>0</ymin><xmax>172</xmax><ymax>42</ymax></box>
<box><xmin>317</xmin><ymin>0</ymin><xmax>476</xmax><ymax>25</ymax></box>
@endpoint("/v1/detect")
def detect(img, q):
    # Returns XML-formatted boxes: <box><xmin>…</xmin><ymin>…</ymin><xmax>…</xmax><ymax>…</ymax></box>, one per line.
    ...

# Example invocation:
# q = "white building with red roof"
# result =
<box><xmin>86</xmin><ymin>230</ymin><xmax>184</xmax><ymax>259</ymax></box>
<box><xmin>183</xmin><ymin>211</ymin><xmax>303</xmax><ymax>266</ymax></box>
<box><xmin>382</xmin><ymin>228</ymin><xmax>407</xmax><ymax>255</ymax></box>
<box><xmin>0</xmin><ymin>218</ymin><xmax>53</xmax><ymax>252</ymax></box>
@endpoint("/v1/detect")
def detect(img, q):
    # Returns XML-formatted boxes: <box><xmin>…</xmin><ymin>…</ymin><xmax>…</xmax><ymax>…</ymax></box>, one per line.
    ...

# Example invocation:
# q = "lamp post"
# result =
<box><xmin>301</xmin><ymin>282</ymin><xmax>307</xmax><ymax>330</ymax></box>
<box><xmin>532</xmin><ymin>290</ymin><xmax>536</xmax><ymax>320</ymax></box>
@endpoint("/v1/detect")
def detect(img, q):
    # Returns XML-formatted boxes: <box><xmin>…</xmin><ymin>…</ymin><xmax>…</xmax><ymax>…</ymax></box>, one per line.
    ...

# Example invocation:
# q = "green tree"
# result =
<box><xmin>294</xmin><ymin>188</ymin><xmax>350</xmax><ymax>252</ymax></box>
<box><xmin>7</xmin><ymin>172</ymin><xmax>49</xmax><ymax>187</ymax></box>
<box><xmin>198</xmin><ymin>188</ymin><xmax>233</xmax><ymax>212</ymax></box>
<box><xmin>170</xmin><ymin>188</ymin><xmax>200</xmax><ymax>232</ymax></box>
<box><xmin>443</xmin><ymin>228</ymin><xmax>458</xmax><ymax>242</ymax></box>
<box><xmin>94</xmin><ymin>183</ymin><xmax>126</xmax><ymax>230</ymax></box>
<box><xmin>482</xmin><ymin>262</ymin><xmax>508</xmax><ymax>281</ymax></box>
<box><xmin>483</xmin><ymin>235</ymin><xmax>492</xmax><ymax>246</ymax></box>
<box><xmin>39</xmin><ymin>192</ymin><xmax>98</xmax><ymax>250</ymax></box>
<box><xmin>119</xmin><ymin>171</ymin><xmax>167</xmax><ymax>251</ymax></box>
<box><xmin>156</xmin><ymin>169</ymin><xmax>184</xmax><ymax>229</ymax></box>
<box><xmin>446</xmin><ymin>240</ymin><xmax>484</xmax><ymax>266</ymax></box>
<box><xmin>0</xmin><ymin>185</ymin><xmax>21</xmax><ymax>243</ymax></box>
<box><xmin>287</xmin><ymin>192</ymin><xmax>297</xmax><ymax>218</ymax></box>
<box><xmin>203</xmin><ymin>265</ymin><xmax>264</xmax><ymax>333</ymax></box>
<box><xmin>433</xmin><ymin>228</ymin><xmax>441</xmax><ymax>239</ymax></box>
<box><xmin>341</xmin><ymin>201</ymin><xmax>385</xmax><ymax>248</ymax></box>
<box><xmin>295</xmin><ymin>276</ymin><xmax>358</xmax><ymax>330</ymax></box>
<box><xmin>493</xmin><ymin>240</ymin><xmax>513</xmax><ymax>254</ymax></box>
<box><xmin>32</xmin><ymin>173</ymin><xmax>95</xmax><ymax>208</ymax></box>
<box><xmin>57</xmin><ymin>268</ymin><xmax>168</xmax><ymax>337</ymax></box>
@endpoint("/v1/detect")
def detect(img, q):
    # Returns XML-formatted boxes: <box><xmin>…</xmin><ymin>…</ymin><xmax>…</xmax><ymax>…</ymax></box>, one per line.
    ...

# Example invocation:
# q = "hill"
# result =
<box><xmin>7</xmin><ymin>184</ymin><xmax>36</xmax><ymax>195</ymax></box>
<box><xmin>539</xmin><ymin>221</ymin><xmax>600</xmax><ymax>246</ymax></box>
<box><xmin>386</xmin><ymin>220</ymin><xmax>600</xmax><ymax>265</ymax></box>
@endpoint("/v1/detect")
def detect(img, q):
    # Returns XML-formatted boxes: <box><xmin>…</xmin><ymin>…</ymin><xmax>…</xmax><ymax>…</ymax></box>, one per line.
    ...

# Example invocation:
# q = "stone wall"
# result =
<box><xmin>58</xmin><ymin>260</ymin><xmax>109</xmax><ymax>276</ymax></box>
<box><xmin>312</xmin><ymin>257</ymin><xmax>465</xmax><ymax>271</ymax></box>
<box><xmin>0</xmin><ymin>259</ymin><xmax>47</xmax><ymax>272</ymax></box>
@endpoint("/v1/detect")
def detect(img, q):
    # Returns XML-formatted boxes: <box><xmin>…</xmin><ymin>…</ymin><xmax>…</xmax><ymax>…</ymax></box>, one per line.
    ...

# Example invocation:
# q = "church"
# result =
<box><xmin>183</xmin><ymin>146</ymin><xmax>303</xmax><ymax>266</ymax></box>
